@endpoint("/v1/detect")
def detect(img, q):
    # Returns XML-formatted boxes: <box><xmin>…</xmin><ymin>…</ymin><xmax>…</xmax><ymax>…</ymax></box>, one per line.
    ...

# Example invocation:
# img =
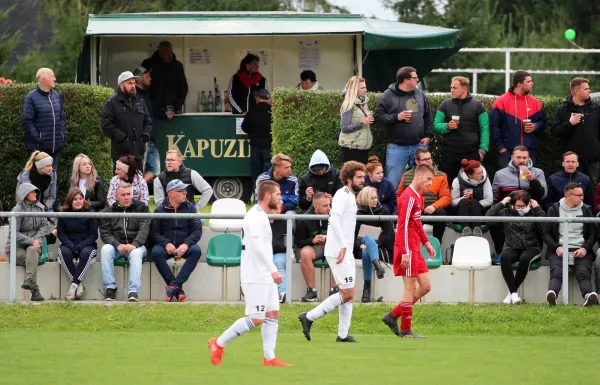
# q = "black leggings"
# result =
<box><xmin>500</xmin><ymin>247</ymin><xmax>541</xmax><ymax>293</ymax></box>
<box><xmin>340</xmin><ymin>147</ymin><xmax>369</xmax><ymax>165</ymax></box>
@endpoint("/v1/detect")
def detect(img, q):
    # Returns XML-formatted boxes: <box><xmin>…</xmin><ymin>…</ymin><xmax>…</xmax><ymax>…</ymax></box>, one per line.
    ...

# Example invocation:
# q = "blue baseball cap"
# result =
<box><xmin>167</xmin><ymin>179</ymin><xmax>190</xmax><ymax>193</ymax></box>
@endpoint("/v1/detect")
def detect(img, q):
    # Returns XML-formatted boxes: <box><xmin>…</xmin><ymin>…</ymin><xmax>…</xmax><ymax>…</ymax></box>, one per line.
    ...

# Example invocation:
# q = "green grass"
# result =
<box><xmin>1</xmin><ymin>303</ymin><xmax>599</xmax><ymax>384</ymax></box>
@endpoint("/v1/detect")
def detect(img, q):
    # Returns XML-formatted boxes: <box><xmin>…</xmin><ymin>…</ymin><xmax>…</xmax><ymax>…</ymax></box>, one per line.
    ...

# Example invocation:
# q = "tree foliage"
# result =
<box><xmin>0</xmin><ymin>6</ymin><xmax>21</xmax><ymax>77</ymax></box>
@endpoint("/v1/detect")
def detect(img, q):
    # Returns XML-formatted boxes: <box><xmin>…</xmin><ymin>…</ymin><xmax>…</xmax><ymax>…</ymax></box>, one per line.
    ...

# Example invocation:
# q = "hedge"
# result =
<box><xmin>272</xmin><ymin>89</ymin><xmax>565</xmax><ymax>180</ymax></box>
<box><xmin>0</xmin><ymin>84</ymin><xmax>114</xmax><ymax>210</ymax></box>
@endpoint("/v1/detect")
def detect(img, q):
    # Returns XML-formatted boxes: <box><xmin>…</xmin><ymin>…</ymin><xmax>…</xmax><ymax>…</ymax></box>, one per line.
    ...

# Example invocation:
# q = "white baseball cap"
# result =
<box><xmin>118</xmin><ymin>71</ymin><xmax>139</xmax><ymax>85</ymax></box>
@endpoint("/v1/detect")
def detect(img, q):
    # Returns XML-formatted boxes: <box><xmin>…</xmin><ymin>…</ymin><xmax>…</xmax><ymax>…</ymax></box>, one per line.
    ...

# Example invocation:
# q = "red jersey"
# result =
<box><xmin>395</xmin><ymin>185</ymin><xmax>429</xmax><ymax>258</ymax></box>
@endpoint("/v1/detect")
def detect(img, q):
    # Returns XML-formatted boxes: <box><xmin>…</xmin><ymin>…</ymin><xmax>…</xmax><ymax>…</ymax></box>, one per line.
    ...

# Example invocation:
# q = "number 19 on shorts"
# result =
<box><xmin>343</xmin><ymin>277</ymin><xmax>353</xmax><ymax>284</ymax></box>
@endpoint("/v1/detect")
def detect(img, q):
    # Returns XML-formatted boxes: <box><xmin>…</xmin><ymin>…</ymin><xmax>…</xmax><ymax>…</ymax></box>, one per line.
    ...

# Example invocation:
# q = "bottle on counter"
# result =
<box><xmin>198</xmin><ymin>91</ymin><xmax>206</xmax><ymax>113</ymax></box>
<box><xmin>214</xmin><ymin>77</ymin><xmax>222</xmax><ymax>112</ymax></box>
<box><xmin>224</xmin><ymin>90</ymin><xmax>231</xmax><ymax>112</ymax></box>
<box><xmin>207</xmin><ymin>91</ymin><xmax>214</xmax><ymax>113</ymax></box>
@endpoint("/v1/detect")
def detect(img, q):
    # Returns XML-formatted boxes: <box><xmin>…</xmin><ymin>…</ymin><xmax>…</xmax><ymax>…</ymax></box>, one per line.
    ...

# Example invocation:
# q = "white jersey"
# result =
<box><xmin>240</xmin><ymin>205</ymin><xmax>277</xmax><ymax>284</ymax></box>
<box><xmin>324</xmin><ymin>186</ymin><xmax>357</xmax><ymax>257</ymax></box>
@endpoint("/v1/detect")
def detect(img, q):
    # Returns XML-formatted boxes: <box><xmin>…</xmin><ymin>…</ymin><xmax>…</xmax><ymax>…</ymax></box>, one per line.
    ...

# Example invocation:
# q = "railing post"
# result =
<box><xmin>472</xmin><ymin>72</ymin><xmax>478</xmax><ymax>94</ymax></box>
<box><xmin>286</xmin><ymin>217</ymin><xmax>293</xmax><ymax>304</ymax></box>
<box><xmin>505</xmin><ymin>51</ymin><xmax>511</xmax><ymax>92</ymax></box>
<box><xmin>9</xmin><ymin>215</ymin><xmax>17</xmax><ymax>304</ymax></box>
<box><xmin>561</xmin><ymin>222</ymin><xmax>569</xmax><ymax>305</ymax></box>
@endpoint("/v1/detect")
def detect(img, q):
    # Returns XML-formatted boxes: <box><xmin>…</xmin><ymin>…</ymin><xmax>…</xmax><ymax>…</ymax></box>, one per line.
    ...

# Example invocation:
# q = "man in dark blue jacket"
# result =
<box><xmin>151</xmin><ymin>179</ymin><xmax>202</xmax><ymax>302</ymax></box>
<box><xmin>134</xmin><ymin>66</ymin><xmax>160</xmax><ymax>182</ymax></box>
<box><xmin>22</xmin><ymin>68</ymin><xmax>66</xmax><ymax>171</ymax></box>
<box><xmin>545</xmin><ymin>151</ymin><xmax>594</xmax><ymax>208</ymax></box>
<box><xmin>255</xmin><ymin>153</ymin><xmax>299</xmax><ymax>213</ymax></box>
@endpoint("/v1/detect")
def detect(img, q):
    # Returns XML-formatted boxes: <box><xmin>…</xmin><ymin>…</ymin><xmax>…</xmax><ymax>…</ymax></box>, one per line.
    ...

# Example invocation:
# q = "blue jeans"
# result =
<box><xmin>251</xmin><ymin>146</ymin><xmax>271</xmax><ymax>187</ymax></box>
<box><xmin>386</xmin><ymin>143</ymin><xmax>427</xmax><ymax>190</ymax></box>
<box><xmin>151</xmin><ymin>244</ymin><xmax>201</xmax><ymax>288</ymax></box>
<box><xmin>101</xmin><ymin>244</ymin><xmax>147</xmax><ymax>294</ymax></box>
<box><xmin>144</xmin><ymin>141</ymin><xmax>160</xmax><ymax>175</ymax></box>
<box><xmin>361</xmin><ymin>235</ymin><xmax>380</xmax><ymax>281</ymax></box>
<box><xmin>273</xmin><ymin>252</ymin><xmax>286</xmax><ymax>294</ymax></box>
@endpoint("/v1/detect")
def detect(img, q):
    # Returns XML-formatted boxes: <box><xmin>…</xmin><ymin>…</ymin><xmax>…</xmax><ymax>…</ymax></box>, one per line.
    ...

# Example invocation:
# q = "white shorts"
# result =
<box><xmin>326</xmin><ymin>254</ymin><xmax>356</xmax><ymax>289</ymax></box>
<box><xmin>242</xmin><ymin>282</ymin><xmax>279</xmax><ymax>319</ymax></box>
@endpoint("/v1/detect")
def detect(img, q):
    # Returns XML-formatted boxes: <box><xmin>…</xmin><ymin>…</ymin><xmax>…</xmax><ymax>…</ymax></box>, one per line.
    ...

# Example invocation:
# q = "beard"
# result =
<box><xmin>268</xmin><ymin>197</ymin><xmax>280</xmax><ymax>211</ymax></box>
<box><xmin>351</xmin><ymin>182</ymin><xmax>363</xmax><ymax>193</ymax></box>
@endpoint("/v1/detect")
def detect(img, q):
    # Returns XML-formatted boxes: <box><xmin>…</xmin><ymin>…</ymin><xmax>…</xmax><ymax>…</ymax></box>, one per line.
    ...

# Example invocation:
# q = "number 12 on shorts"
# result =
<box><xmin>343</xmin><ymin>277</ymin><xmax>353</xmax><ymax>283</ymax></box>
<box><xmin>255</xmin><ymin>305</ymin><xmax>265</xmax><ymax>312</ymax></box>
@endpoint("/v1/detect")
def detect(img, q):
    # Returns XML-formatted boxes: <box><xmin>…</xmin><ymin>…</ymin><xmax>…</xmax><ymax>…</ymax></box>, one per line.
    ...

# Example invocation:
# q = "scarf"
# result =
<box><xmin>238</xmin><ymin>70</ymin><xmax>263</xmax><ymax>88</ymax></box>
<box><xmin>29</xmin><ymin>167</ymin><xmax>51</xmax><ymax>204</ymax></box>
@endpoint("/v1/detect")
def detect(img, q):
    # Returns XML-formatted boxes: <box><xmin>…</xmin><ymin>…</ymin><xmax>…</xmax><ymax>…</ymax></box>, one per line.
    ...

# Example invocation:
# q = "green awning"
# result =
<box><xmin>84</xmin><ymin>12</ymin><xmax>459</xmax><ymax>51</ymax></box>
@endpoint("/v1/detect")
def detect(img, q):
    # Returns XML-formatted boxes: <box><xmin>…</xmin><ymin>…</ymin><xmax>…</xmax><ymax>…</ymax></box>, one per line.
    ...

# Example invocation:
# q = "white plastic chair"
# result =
<box><xmin>209</xmin><ymin>198</ymin><xmax>246</xmax><ymax>233</ymax></box>
<box><xmin>451</xmin><ymin>236</ymin><xmax>491</xmax><ymax>303</ymax></box>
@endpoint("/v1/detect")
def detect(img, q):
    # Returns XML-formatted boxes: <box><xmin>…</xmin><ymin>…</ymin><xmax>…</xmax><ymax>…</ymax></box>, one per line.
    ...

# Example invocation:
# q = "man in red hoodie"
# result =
<box><xmin>491</xmin><ymin>71</ymin><xmax>546</xmax><ymax>168</ymax></box>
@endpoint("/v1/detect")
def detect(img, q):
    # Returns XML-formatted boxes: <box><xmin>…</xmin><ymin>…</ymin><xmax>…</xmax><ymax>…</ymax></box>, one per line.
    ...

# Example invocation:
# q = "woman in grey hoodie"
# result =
<box><xmin>5</xmin><ymin>183</ymin><xmax>52</xmax><ymax>301</ymax></box>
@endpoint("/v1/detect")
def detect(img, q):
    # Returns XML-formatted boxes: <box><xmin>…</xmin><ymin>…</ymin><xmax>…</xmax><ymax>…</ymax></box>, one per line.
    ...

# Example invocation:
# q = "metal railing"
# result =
<box><xmin>1</xmin><ymin>211</ymin><xmax>597</xmax><ymax>305</ymax></box>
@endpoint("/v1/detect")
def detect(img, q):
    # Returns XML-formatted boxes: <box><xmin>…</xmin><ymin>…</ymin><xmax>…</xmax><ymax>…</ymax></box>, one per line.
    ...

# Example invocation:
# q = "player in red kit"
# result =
<box><xmin>381</xmin><ymin>163</ymin><xmax>436</xmax><ymax>338</ymax></box>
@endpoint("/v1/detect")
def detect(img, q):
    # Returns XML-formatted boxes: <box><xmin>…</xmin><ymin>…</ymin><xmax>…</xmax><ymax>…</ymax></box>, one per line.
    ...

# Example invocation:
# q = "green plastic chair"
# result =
<box><xmin>38</xmin><ymin>237</ymin><xmax>49</xmax><ymax>265</ymax></box>
<box><xmin>420</xmin><ymin>235</ymin><xmax>443</xmax><ymax>269</ymax></box>
<box><xmin>114</xmin><ymin>256</ymin><xmax>130</xmax><ymax>267</ymax></box>
<box><xmin>511</xmin><ymin>254</ymin><xmax>542</xmax><ymax>271</ymax></box>
<box><xmin>206</xmin><ymin>233</ymin><xmax>243</xmax><ymax>301</ymax></box>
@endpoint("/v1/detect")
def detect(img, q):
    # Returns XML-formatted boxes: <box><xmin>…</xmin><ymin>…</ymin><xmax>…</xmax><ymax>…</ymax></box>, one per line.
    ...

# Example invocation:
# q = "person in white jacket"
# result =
<box><xmin>450</xmin><ymin>159</ymin><xmax>493</xmax><ymax>234</ymax></box>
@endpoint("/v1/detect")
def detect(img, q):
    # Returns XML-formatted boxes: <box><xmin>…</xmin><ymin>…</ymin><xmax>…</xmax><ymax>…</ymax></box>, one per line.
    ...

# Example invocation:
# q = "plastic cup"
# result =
<box><xmin>523</xmin><ymin>119</ymin><xmax>531</xmax><ymax>127</ymax></box>
<box><xmin>519</xmin><ymin>165</ymin><xmax>527</xmax><ymax>179</ymax></box>
<box><xmin>452</xmin><ymin>115</ymin><xmax>460</xmax><ymax>127</ymax></box>
<box><xmin>464</xmin><ymin>188</ymin><xmax>473</xmax><ymax>198</ymax></box>
<box><xmin>318</xmin><ymin>234</ymin><xmax>327</xmax><ymax>249</ymax></box>
<box><xmin>405</xmin><ymin>110</ymin><xmax>412</xmax><ymax>123</ymax></box>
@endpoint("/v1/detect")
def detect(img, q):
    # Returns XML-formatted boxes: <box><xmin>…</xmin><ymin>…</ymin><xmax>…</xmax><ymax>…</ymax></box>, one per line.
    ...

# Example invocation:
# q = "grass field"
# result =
<box><xmin>1</xmin><ymin>303</ymin><xmax>599</xmax><ymax>385</ymax></box>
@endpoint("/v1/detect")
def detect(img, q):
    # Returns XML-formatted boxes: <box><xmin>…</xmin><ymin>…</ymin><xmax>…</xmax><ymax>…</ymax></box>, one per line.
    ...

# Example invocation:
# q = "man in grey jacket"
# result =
<box><xmin>374</xmin><ymin>66</ymin><xmax>433</xmax><ymax>190</ymax></box>
<box><xmin>5</xmin><ymin>183</ymin><xmax>52</xmax><ymax>301</ymax></box>
<box><xmin>543</xmin><ymin>182</ymin><xmax>597</xmax><ymax>306</ymax></box>
<box><xmin>100</xmin><ymin>182</ymin><xmax>151</xmax><ymax>302</ymax></box>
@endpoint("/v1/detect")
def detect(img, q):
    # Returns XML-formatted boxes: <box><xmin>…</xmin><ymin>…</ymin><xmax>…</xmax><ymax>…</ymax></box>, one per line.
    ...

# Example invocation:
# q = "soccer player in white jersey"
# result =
<box><xmin>299</xmin><ymin>161</ymin><xmax>365</xmax><ymax>343</ymax></box>
<box><xmin>209</xmin><ymin>180</ymin><xmax>292</xmax><ymax>367</ymax></box>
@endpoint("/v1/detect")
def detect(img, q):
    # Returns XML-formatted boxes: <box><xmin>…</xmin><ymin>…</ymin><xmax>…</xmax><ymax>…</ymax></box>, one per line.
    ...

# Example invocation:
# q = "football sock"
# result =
<box><xmin>338</xmin><ymin>301</ymin><xmax>353</xmax><ymax>338</ymax></box>
<box><xmin>217</xmin><ymin>317</ymin><xmax>254</xmax><ymax>347</ymax></box>
<box><xmin>391</xmin><ymin>302</ymin><xmax>403</xmax><ymax>319</ymax></box>
<box><xmin>262</xmin><ymin>318</ymin><xmax>278</xmax><ymax>361</ymax></box>
<box><xmin>307</xmin><ymin>293</ymin><xmax>343</xmax><ymax>321</ymax></box>
<box><xmin>400</xmin><ymin>302</ymin><xmax>413</xmax><ymax>331</ymax></box>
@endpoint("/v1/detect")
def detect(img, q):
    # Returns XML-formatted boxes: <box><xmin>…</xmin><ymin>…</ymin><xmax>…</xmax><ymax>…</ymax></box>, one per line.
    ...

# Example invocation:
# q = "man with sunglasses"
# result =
<box><xmin>543</xmin><ymin>182</ymin><xmax>597</xmax><ymax>307</ymax></box>
<box><xmin>375</xmin><ymin>66</ymin><xmax>433</xmax><ymax>190</ymax></box>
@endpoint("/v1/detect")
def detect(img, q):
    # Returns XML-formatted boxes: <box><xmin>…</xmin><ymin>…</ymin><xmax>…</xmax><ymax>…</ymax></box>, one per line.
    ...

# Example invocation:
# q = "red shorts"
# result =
<box><xmin>394</xmin><ymin>250</ymin><xmax>429</xmax><ymax>277</ymax></box>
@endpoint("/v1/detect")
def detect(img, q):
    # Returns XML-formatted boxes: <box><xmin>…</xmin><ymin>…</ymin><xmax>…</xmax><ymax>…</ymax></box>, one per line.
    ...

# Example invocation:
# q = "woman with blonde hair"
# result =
<box><xmin>69</xmin><ymin>153</ymin><xmax>107</xmax><ymax>211</ymax></box>
<box><xmin>16</xmin><ymin>151</ymin><xmax>57</xmax><ymax>212</ymax></box>
<box><xmin>353</xmin><ymin>186</ymin><xmax>393</xmax><ymax>303</ymax></box>
<box><xmin>339</xmin><ymin>76</ymin><xmax>373</xmax><ymax>164</ymax></box>
<box><xmin>57</xmin><ymin>187</ymin><xmax>98</xmax><ymax>300</ymax></box>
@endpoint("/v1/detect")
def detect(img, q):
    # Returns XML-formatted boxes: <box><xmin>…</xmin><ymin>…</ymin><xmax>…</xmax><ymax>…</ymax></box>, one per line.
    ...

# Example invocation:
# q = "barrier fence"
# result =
<box><xmin>1</xmin><ymin>211</ymin><xmax>598</xmax><ymax>305</ymax></box>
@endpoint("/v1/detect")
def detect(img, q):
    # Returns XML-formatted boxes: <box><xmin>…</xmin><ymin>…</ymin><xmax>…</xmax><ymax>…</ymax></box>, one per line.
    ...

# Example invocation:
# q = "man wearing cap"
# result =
<box><xmin>241</xmin><ymin>89</ymin><xmax>273</xmax><ymax>185</ymax></box>
<box><xmin>141</xmin><ymin>41</ymin><xmax>188</xmax><ymax>117</ymax></box>
<box><xmin>150</xmin><ymin>179</ymin><xmax>202</xmax><ymax>302</ymax></box>
<box><xmin>134</xmin><ymin>66</ymin><xmax>160</xmax><ymax>182</ymax></box>
<box><xmin>101</xmin><ymin>71</ymin><xmax>153</xmax><ymax>171</ymax></box>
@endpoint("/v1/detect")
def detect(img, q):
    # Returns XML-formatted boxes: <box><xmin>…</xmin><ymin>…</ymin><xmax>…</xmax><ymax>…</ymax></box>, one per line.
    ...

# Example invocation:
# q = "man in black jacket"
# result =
<box><xmin>100</xmin><ymin>182</ymin><xmax>151</xmax><ymax>302</ymax></box>
<box><xmin>551</xmin><ymin>77</ymin><xmax>600</xmax><ymax>185</ymax></box>
<box><xmin>543</xmin><ymin>182</ymin><xmax>598</xmax><ymax>306</ymax></box>
<box><xmin>294</xmin><ymin>193</ymin><xmax>337</xmax><ymax>302</ymax></box>
<box><xmin>298</xmin><ymin>150</ymin><xmax>343</xmax><ymax>211</ymax></box>
<box><xmin>141</xmin><ymin>41</ymin><xmax>188</xmax><ymax>116</ymax></box>
<box><xmin>101</xmin><ymin>71</ymin><xmax>152</xmax><ymax>171</ymax></box>
<box><xmin>241</xmin><ymin>89</ymin><xmax>272</xmax><ymax>185</ymax></box>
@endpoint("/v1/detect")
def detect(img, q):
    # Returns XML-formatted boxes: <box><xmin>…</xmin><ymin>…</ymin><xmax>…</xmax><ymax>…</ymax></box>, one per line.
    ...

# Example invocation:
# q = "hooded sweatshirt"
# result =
<box><xmin>558</xmin><ymin>198</ymin><xmax>585</xmax><ymax>249</ymax></box>
<box><xmin>298</xmin><ymin>150</ymin><xmax>342</xmax><ymax>210</ymax></box>
<box><xmin>5</xmin><ymin>183</ymin><xmax>52</xmax><ymax>253</ymax></box>
<box><xmin>543</xmin><ymin>200</ymin><xmax>596</xmax><ymax>254</ymax></box>
<box><xmin>451</xmin><ymin>167</ymin><xmax>493</xmax><ymax>208</ymax></box>
<box><xmin>490</xmin><ymin>89</ymin><xmax>545</xmax><ymax>153</ymax></box>
<box><xmin>551</xmin><ymin>95</ymin><xmax>600</xmax><ymax>162</ymax></box>
<box><xmin>492</xmin><ymin>158</ymin><xmax>547</xmax><ymax>203</ymax></box>
<box><xmin>296</xmin><ymin>81</ymin><xmax>323</xmax><ymax>91</ymax></box>
<box><xmin>17</xmin><ymin>168</ymin><xmax>57</xmax><ymax>211</ymax></box>
<box><xmin>374</xmin><ymin>84</ymin><xmax>433</xmax><ymax>145</ymax></box>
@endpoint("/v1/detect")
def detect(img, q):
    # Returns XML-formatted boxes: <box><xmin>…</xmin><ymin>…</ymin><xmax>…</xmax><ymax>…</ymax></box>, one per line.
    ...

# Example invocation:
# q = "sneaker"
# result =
<box><xmin>301</xmin><ymin>289</ymin><xmax>318</xmax><ymax>302</ymax></box>
<box><xmin>329</xmin><ymin>287</ymin><xmax>339</xmax><ymax>296</ymax></box>
<box><xmin>381</xmin><ymin>312</ymin><xmax>400</xmax><ymax>336</ymax></box>
<box><xmin>279</xmin><ymin>292</ymin><xmax>286</xmax><ymax>304</ymax></box>
<box><xmin>546</xmin><ymin>290</ymin><xmax>557</xmax><ymax>306</ymax></box>
<box><xmin>263</xmin><ymin>357</ymin><xmax>293</xmax><ymax>367</ymax></box>
<box><xmin>472</xmin><ymin>227</ymin><xmax>483</xmax><ymax>237</ymax></box>
<box><xmin>511</xmin><ymin>292</ymin><xmax>521</xmax><ymax>305</ymax></box>
<box><xmin>30</xmin><ymin>289</ymin><xmax>44</xmax><ymax>302</ymax></box>
<box><xmin>583</xmin><ymin>292</ymin><xmax>598</xmax><ymax>307</ymax></box>
<box><xmin>502</xmin><ymin>292</ymin><xmax>512</xmax><ymax>305</ymax></box>
<box><xmin>76</xmin><ymin>284</ymin><xmax>86</xmax><ymax>299</ymax></box>
<box><xmin>165</xmin><ymin>285</ymin><xmax>178</xmax><ymax>302</ymax></box>
<box><xmin>336</xmin><ymin>335</ymin><xmax>357</xmax><ymax>343</ymax></box>
<box><xmin>65</xmin><ymin>282</ymin><xmax>78</xmax><ymax>301</ymax></box>
<box><xmin>208</xmin><ymin>338</ymin><xmax>224</xmax><ymax>366</ymax></box>
<box><xmin>105</xmin><ymin>288</ymin><xmax>117</xmax><ymax>301</ymax></box>
<box><xmin>462</xmin><ymin>227</ymin><xmax>473</xmax><ymax>237</ymax></box>
<box><xmin>177</xmin><ymin>289</ymin><xmax>187</xmax><ymax>302</ymax></box>
<box><xmin>491</xmin><ymin>253</ymin><xmax>501</xmax><ymax>265</ymax></box>
<box><xmin>128</xmin><ymin>292</ymin><xmax>138</xmax><ymax>302</ymax></box>
<box><xmin>298</xmin><ymin>312</ymin><xmax>313</xmax><ymax>341</ymax></box>
<box><xmin>399</xmin><ymin>330</ymin><xmax>426</xmax><ymax>338</ymax></box>
<box><xmin>21</xmin><ymin>277</ymin><xmax>37</xmax><ymax>291</ymax></box>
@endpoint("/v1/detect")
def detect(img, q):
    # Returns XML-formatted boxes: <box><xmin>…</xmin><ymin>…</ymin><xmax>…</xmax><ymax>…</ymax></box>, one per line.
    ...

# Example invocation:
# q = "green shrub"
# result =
<box><xmin>272</xmin><ymin>89</ymin><xmax>565</xmax><ymax>180</ymax></box>
<box><xmin>0</xmin><ymin>83</ymin><xmax>114</xmax><ymax>210</ymax></box>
